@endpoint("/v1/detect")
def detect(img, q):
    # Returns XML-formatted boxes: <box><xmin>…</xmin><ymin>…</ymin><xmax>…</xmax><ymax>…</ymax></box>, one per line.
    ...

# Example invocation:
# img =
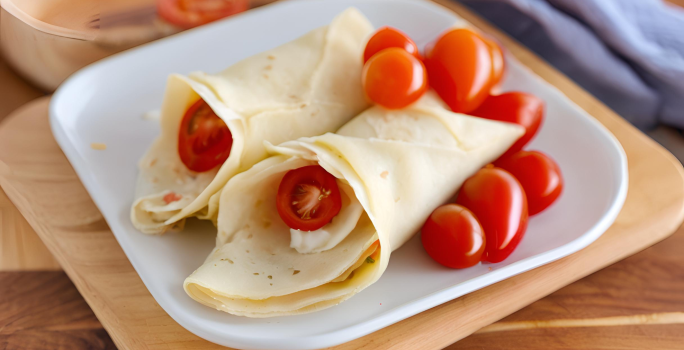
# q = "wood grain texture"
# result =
<box><xmin>0</xmin><ymin>26</ymin><xmax>60</xmax><ymax>270</ymax></box>
<box><xmin>1</xmin><ymin>1</ymin><xmax>684</xmax><ymax>350</ymax></box>
<box><xmin>0</xmin><ymin>36</ymin><xmax>44</xmax><ymax>116</ymax></box>
<box><xmin>0</xmin><ymin>271</ymin><xmax>116</xmax><ymax>350</ymax></box>
<box><xmin>3</xmin><ymin>227</ymin><xmax>683</xmax><ymax>350</ymax></box>
<box><xmin>454</xmin><ymin>325</ymin><xmax>684</xmax><ymax>350</ymax></box>
<box><xmin>457</xmin><ymin>244</ymin><xmax>684</xmax><ymax>348</ymax></box>
<box><xmin>446</xmin><ymin>216</ymin><xmax>684</xmax><ymax>349</ymax></box>
<box><xmin>0</xmin><ymin>187</ymin><xmax>61</xmax><ymax>270</ymax></box>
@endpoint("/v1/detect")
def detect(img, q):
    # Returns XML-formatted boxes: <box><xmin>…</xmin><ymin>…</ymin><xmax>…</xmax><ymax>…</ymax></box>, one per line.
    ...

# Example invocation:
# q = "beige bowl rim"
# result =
<box><xmin>0</xmin><ymin>0</ymin><xmax>95</xmax><ymax>40</ymax></box>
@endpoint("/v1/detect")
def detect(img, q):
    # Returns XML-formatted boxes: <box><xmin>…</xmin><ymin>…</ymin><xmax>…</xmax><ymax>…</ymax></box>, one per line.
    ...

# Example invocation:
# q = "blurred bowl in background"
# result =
<box><xmin>0</xmin><ymin>0</ymin><xmax>177</xmax><ymax>91</ymax></box>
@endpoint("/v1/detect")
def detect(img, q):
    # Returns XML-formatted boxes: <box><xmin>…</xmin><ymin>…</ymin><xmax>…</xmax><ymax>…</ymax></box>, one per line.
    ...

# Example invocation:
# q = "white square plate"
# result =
<box><xmin>50</xmin><ymin>0</ymin><xmax>628</xmax><ymax>349</ymax></box>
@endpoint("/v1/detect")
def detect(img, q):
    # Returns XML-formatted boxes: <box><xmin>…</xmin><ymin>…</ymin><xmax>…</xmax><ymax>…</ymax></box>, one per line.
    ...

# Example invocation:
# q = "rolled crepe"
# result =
<box><xmin>183</xmin><ymin>92</ymin><xmax>525</xmax><ymax>317</ymax></box>
<box><xmin>131</xmin><ymin>8</ymin><xmax>373</xmax><ymax>234</ymax></box>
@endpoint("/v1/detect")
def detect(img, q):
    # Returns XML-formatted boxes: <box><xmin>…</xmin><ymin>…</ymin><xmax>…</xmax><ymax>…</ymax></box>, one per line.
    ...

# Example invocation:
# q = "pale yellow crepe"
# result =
<box><xmin>183</xmin><ymin>92</ymin><xmax>525</xmax><ymax>317</ymax></box>
<box><xmin>131</xmin><ymin>8</ymin><xmax>373</xmax><ymax>234</ymax></box>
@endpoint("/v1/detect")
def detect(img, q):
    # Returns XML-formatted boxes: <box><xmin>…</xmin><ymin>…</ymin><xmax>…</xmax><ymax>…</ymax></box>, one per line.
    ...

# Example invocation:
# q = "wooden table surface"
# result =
<box><xmin>1</xmin><ymin>1</ymin><xmax>683</xmax><ymax>349</ymax></box>
<box><xmin>3</xmin><ymin>228</ymin><xmax>681</xmax><ymax>350</ymax></box>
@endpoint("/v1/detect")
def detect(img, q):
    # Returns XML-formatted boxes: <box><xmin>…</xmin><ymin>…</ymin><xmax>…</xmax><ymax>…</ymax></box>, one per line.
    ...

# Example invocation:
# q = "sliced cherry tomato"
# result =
<box><xmin>424</xmin><ymin>28</ymin><xmax>493</xmax><ymax>113</ymax></box>
<box><xmin>495</xmin><ymin>151</ymin><xmax>563</xmax><ymax>215</ymax></box>
<box><xmin>277</xmin><ymin>165</ymin><xmax>342</xmax><ymax>231</ymax></box>
<box><xmin>178</xmin><ymin>99</ymin><xmax>233</xmax><ymax>173</ymax></box>
<box><xmin>456</xmin><ymin>167</ymin><xmax>528</xmax><ymax>263</ymax></box>
<box><xmin>363</xmin><ymin>47</ymin><xmax>428</xmax><ymax>109</ymax></box>
<box><xmin>421</xmin><ymin>204</ymin><xmax>485</xmax><ymax>269</ymax></box>
<box><xmin>363</xmin><ymin>27</ymin><xmax>421</xmax><ymax>63</ymax></box>
<box><xmin>470</xmin><ymin>92</ymin><xmax>544</xmax><ymax>159</ymax></box>
<box><xmin>483</xmin><ymin>36</ymin><xmax>505</xmax><ymax>91</ymax></box>
<box><xmin>157</xmin><ymin>0</ymin><xmax>248</xmax><ymax>30</ymax></box>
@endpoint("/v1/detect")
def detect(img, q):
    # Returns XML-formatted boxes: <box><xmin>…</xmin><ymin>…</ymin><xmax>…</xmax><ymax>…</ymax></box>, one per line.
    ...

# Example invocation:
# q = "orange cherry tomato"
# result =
<box><xmin>425</xmin><ymin>28</ymin><xmax>493</xmax><ymax>113</ymax></box>
<box><xmin>363</xmin><ymin>47</ymin><xmax>428</xmax><ymax>109</ymax></box>
<box><xmin>456</xmin><ymin>167</ymin><xmax>528</xmax><ymax>263</ymax></box>
<box><xmin>276</xmin><ymin>165</ymin><xmax>342</xmax><ymax>231</ymax></box>
<box><xmin>363</xmin><ymin>26</ymin><xmax>421</xmax><ymax>63</ymax></box>
<box><xmin>421</xmin><ymin>204</ymin><xmax>486</xmax><ymax>269</ymax></box>
<box><xmin>157</xmin><ymin>0</ymin><xmax>248</xmax><ymax>29</ymax></box>
<box><xmin>482</xmin><ymin>36</ymin><xmax>505</xmax><ymax>90</ymax></box>
<box><xmin>470</xmin><ymin>92</ymin><xmax>544</xmax><ymax>159</ymax></box>
<box><xmin>495</xmin><ymin>151</ymin><xmax>563</xmax><ymax>215</ymax></box>
<box><xmin>178</xmin><ymin>99</ymin><xmax>233</xmax><ymax>173</ymax></box>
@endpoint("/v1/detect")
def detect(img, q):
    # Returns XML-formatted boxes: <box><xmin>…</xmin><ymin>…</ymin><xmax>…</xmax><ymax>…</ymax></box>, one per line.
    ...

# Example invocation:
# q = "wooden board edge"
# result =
<box><xmin>0</xmin><ymin>98</ymin><xmax>134</xmax><ymax>349</ymax></box>
<box><xmin>0</xmin><ymin>173</ymin><xmax>132</xmax><ymax>350</ymax></box>
<box><xmin>0</xmin><ymin>98</ymin><xmax>62</xmax><ymax>271</ymax></box>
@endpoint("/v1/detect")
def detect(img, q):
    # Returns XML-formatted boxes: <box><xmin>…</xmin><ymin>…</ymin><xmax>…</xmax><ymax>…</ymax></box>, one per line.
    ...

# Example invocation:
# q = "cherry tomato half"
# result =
<box><xmin>470</xmin><ymin>92</ymin><xmax>544</xmax><ymax>159</ymax></box>
<box><xmin>421</xmin><ymin>204</ymin><xmax>486</xmax><ymax>269</ymax></box>
<box><xmin>456</xmin><ymin>167</ymin><xmax>528</xmax><ymax>263</ymax></box>
<box><xmin>157</xmin><ymin>0</ymin><xmax>248</xmax><ymax>30</ymax></box>
<box><xmin>483</xmin><ymin>36</ymin><xmax>505</xmax><ymax>91</ymax></box>
<box><xmin>276</xmin><ymin>165</ymin><xmax>342</xmax><ymax>231</ymax></box>
<box><xmin>495</xmin><ymin>151</ymin><xmax>563</xmax><ymax>215</ymax></box>
<box><xmin>363</xmin><ymin>47</ymin><xmax>428</xmax><ymax>109</ymax></box>
<box><xmin>178</xmin><ymin>99</ymin><xmax>233</xmax><ymax>173</ymax></box>
<box><xmin>425</xmin><ymin>28</ymin><xmax>493</xmax><ymax>113</ymax></box>
<box><xmin>363</xmin><ymin>27</ymin><xmax>421</xmax><ymax>63</ymax></box>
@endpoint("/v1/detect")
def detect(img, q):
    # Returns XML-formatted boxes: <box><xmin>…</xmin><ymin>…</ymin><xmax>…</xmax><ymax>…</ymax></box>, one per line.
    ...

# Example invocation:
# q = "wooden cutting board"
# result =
<box><xmin>1</xmin><ymin>1</ymin><xmax>684</xmax><ymax>349</ymax></box>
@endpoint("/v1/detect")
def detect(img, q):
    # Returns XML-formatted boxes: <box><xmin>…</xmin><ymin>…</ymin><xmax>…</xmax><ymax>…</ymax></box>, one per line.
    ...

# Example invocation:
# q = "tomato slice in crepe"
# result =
<box><xmin>277</xmin><ymin>165</ymin><xmax>342</xmax><ymax>231</ymax></box>
<box><xmin>178</xmin><ymin>99</ymin><xmax>233</xmax><ymax>173</ymax></box>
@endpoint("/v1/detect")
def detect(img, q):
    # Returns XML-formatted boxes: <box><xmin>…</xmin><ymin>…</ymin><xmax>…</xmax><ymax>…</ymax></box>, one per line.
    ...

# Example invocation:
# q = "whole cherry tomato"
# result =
<box><xmin>276</xmin><ymin>165</ymin><xmax>342</xmax><ymax>231</ymax></box>
<box><xmin>424</xmin><ymin>28</ymin><xmax>493</xmax><ymax>113</ymax></box>
<box><xmin>456</xmin><ymin>167</ymin><xmax>528</xmax><ymax>263</ymax></box>
<box><xmin>363</xmin><ymin>47</ymin><xmax>428</xmax><ymax>109</ymax></box>
<box><xmin>363</xmin><ymin>27</ymin><xmax>421</xmax><ymax>63</ymax></box>
<box><xmin>482</xmin><ymin>36</ymin><xmax>505</xmax><ymax>90</ymax></box>
<box><xmin>157</xmin><ymin>0</ymin><xmax>248</xmax><ymax>29</ymax></box>
<box><xmin>178</xmin><ymin>99</ymin><xmax>233</xmax><ymax>172</ymax></box>
<box><xmin>495</xmin><ymin>151</ymin><xmax>563</xmax><ymax>215</ymax></box>
<box><xmin>470</xmin><ymin>92</ymin><xmax>544</xmax><ymax>159</ymax></box>
<box><xmin>421</xmin><ymin>204</ymin><xmax>486</xmax><ymax>269</ymax></box>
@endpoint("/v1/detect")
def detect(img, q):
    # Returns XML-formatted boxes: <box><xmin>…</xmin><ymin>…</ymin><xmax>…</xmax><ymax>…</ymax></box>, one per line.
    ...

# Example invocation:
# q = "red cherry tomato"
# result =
<box><xmin>363</xmin><ymin>48</ymin><xmax>428</xmax><ymax>109</ymax></box>
<box><xmin>163</xmin><ymin>192</ymin><xmax>183</xmax><ymax>205</ymax></box>
<box><xmin>421</xmin><ymin>204</ymin><xmax>486</xmax><ymax>269</ymax></box>
<box><xmin>276</xmin><ymin>165</ymin><xmax>342</xmax><ymax>231</ymax></box>
<box><xmin>178</xmin><ymin>99</ymin><xmax>233</xmax><ymax>173</ymax></box>
<box><xmin>425</xmin><ymin>28</ymin><xmax>493</xmax><ymax>113</ymax></box>
<box><xmin>157</xmin><ymin>0</ymin><xmax>248</xmax><ymax>29</ymax></box>
<box><xmin>495</xmin><ymin>151</ymin><xmax>563</xmax><ymax>215</ymax></box>
<box><xmin>483</xmin><ymin>36</ymin><xmax>505</xmax><ymax>90</ymax></box>
<box><xmin>456</xmin><ymin>167</ymin><xmax>528</xmax><ymax>263</ymax></box>
<box><xmin>363</xmin><ymin>27</ymin><xmax>421</xmax><ymax>63</ymax></box>
<box><xmin>470</xmin><ymin>92</ymin><xmax>544</xmax><ymax>159</ymax></box>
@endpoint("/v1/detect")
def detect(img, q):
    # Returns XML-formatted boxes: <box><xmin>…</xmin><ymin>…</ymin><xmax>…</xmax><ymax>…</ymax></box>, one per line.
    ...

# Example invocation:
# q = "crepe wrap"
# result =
<box><xmin>183</xmin><ymin>93</ymin><xmax>525</xmax><ymax>317</ymax></box>
<box><xmin>131</xmin><ymin>8</ymin><xmax>373</xmax><ymax>234</ymax></box>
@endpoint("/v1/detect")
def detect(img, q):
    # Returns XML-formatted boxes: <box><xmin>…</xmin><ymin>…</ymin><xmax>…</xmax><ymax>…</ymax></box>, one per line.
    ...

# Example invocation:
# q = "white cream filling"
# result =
<box><xmin>290</xmin><ymin>181</ymin><xmax>364</xmax><ymax>254</ymax></box>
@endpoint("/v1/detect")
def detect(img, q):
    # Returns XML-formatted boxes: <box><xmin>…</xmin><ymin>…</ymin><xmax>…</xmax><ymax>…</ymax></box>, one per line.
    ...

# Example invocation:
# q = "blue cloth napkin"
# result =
<box><xmin>460</xmin><ymin>0</ymin><xmax>684</xmax><ymax>130</ymax></box>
